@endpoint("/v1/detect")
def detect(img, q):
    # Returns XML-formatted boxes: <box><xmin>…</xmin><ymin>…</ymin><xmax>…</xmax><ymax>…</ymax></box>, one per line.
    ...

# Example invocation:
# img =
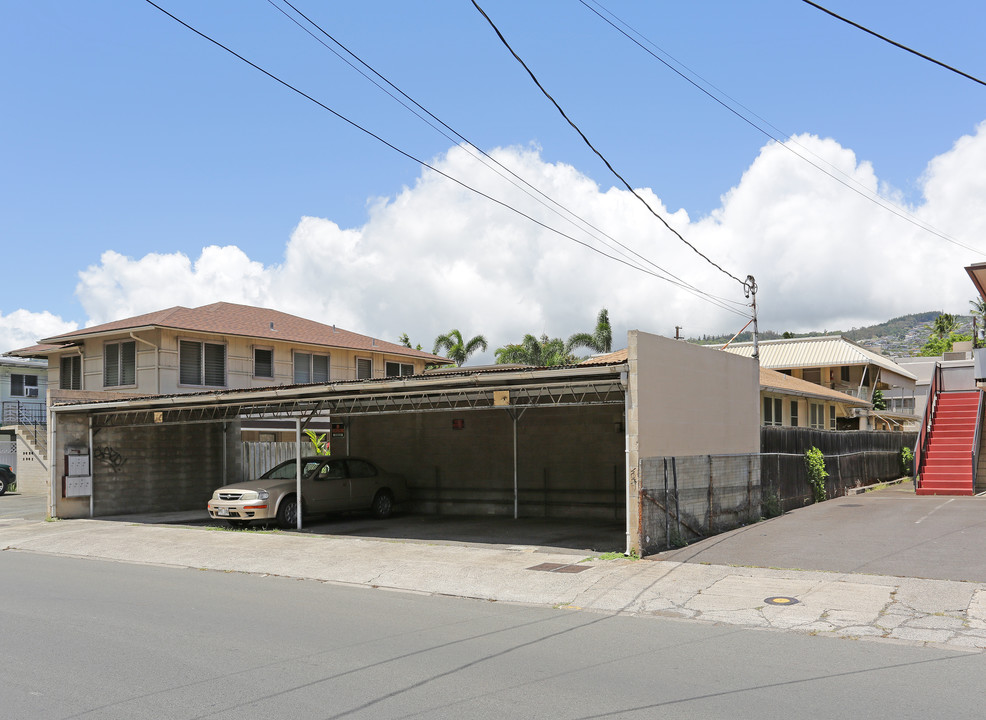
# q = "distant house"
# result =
<box><xmin>6</xmin><ymin>302</ymin><xmax>449</xmax><ymax>440</ymax></box>
<box><xmin>0</xmin><ymin>356</ymin><xmax>48</xmax><ymax>432</ymax></box>
<box><xmin>759</xmin><ymin>366</ymin><xmax>871</xmax><ymax>429</ymax></box>
<box><xmin>722</xmin><ymin>335</ymin><xmax>918</xmax><ymax>431</ymax></box>
<box><xmin>582</xmin><ymin>345</ymin><xmax>871</xmax><ymax>430</ymax></box>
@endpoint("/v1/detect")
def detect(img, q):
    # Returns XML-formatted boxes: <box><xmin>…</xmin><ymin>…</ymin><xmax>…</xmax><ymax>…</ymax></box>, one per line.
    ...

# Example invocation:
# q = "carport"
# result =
<box><xmin>48</xmin><ymin>362</ymin><xmax>629</xmax><ymax>539</ymax></box>
<box><xmin>48</xmin><ymin>331</ymin><xmax>763</xmax><ymax>555</ymax></box>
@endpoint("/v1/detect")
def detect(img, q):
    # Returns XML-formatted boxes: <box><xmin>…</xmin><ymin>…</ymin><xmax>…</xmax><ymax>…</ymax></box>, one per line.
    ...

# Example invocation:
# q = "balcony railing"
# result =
<box><xmin>2</xmin><ymin>401</ymin><xmax>47</xmax><ymax>426</ymax></box>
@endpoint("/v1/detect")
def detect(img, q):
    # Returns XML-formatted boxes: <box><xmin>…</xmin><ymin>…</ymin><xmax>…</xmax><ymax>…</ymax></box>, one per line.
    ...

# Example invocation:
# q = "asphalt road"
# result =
<box><xmin>656</xmin><ymin>482</ymin><xmax>986</xmax><ymax>582</ymax></box>
<box><xmin>2</xmin><ymin>550</ymin><xmax>986</xmax><ymax>719</ymax></box>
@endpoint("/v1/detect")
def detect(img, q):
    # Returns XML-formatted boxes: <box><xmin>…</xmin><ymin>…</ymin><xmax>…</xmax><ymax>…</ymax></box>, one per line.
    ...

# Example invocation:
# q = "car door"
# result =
<box><xmin>346</xmin><ymin>459</ymin><xmax>380</xmax><ymax>508</ymax></box>
<box><xmin>306</xmin><ymin>459</ymin><xmax>351</xmax><ymax>513</ymax></box>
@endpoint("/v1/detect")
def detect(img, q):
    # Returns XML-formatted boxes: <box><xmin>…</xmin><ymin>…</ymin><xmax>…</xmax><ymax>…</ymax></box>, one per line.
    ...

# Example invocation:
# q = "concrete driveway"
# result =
<box><xmin>653</xmin><ymin>481</ymin><xmax>986</xmax><ymax>582</ymax></box>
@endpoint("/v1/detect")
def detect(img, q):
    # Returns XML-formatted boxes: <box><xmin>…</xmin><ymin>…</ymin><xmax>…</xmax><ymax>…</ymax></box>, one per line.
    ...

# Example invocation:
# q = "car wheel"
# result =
<box><xmin>227</xmin><ymin>520</ymin><xmax>251</xmax><ymax>529</ymax></box>
<box><xmin>0</xmin><ymin>477</ymin><xmax>6</xmax><ymax>496</ymax></box>
<box><xmin>277</xmin><ymin>495</ymin><xmax>299</xmax><ymax>528</ymax></box>
<box><xmin>371</xmin><ymin>490</ymin><xmax>394</xmax><ymax>519</ymax></box>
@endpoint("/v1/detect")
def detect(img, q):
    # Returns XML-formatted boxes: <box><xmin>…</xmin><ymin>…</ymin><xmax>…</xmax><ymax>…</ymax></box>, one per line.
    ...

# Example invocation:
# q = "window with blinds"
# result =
<box><xmin>254</xmin><ymin>348</ymin><xmax>273</xmax><ymax>379</ymax></box>
<box><xmin>60</xmin><ymin>355</ymin><xmax>82</xmax><ymax>390</ymax></box>
<box><xmin>356</xmin><ymin>358</ymin><xmax>372</xmax><ymax>380</ymax></box>
<box><xmin>179</xmin><ymin>340</ymin><xmax>225</xmax><ymax>387</ymax></box>
<box><xmin>293</xmin><ymin>352</ymin><xmax>329</xmax><ymax>384</ymax></box>
<box><xmin>385</xmin><ymin>361</ymin><xmax>413</xmax><ymax>377</ymax></box>
<box><xmin>104</xmin><ymin>341</ymin><xmax>136</xmax><ymax>387</ymax></box>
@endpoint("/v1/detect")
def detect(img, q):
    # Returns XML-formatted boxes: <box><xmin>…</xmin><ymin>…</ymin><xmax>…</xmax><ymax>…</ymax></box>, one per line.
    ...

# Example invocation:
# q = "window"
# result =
<box><xmin>385</xmin><ymin>361</ymin><xmax>414</xmax><ymax>377</ymax></box>
<box><xmin>763</xmin><ymin>397</ymin><xmax>782</xmax><ymax>426</ymax></box>
<box><xmin>60</xmin><ymin>355</ymin><xmax>82</xmax><ymax>390</ymax></box>
<box><xmin>790</xmin><ymin>400</ymin><xmax>799</xmax><ymax>427</ymax></box>
<box><xmin>293</xmin><ymin>352</ymin><xmax>329</xmax><ymax>384</ymax></box>
<box><xmin>10</xmin><ymin>374</ymin><xmax>39</xmax><ymax>398</ymax></box>
<box><xmin>179</xmin><ymin>340</ymin><xmax>226</xmax><ymax>387</ymax></box>
<box><xmin>254</xmin><ymin>348</ymin><xmax>274</xmax><ymax>379</ymax></box>
<box><xmin>830</xmin><ymin>405</ymin><xmax>836</xmax><ymax>430</ymax></box>
<box><xmin>103</xmin><ymin>341</ymin><xmax>136</xmax><ymax>387</ymax></box>
<box><xmin>357</xmin><ymin>358</ymin><xmax>372</xmax><ymax>380</ymax></box>
<box><xmin>809</xmin><ymin>403</ymin><xmax>825</xmax><ymax>429</ymax></box>
<box><xmin>802</xmin><ymin>368</ymin><xmax>822</xmax><ymax>384</ymax></box>
<box><xmin>840</xmin><ymin>366</ymin><xmax>851</xmax><ymax>382</ymax></box>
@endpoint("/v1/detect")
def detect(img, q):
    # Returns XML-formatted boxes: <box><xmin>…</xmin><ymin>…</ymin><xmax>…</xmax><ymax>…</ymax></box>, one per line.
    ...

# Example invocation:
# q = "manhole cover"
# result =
<box><xmin>764</xmin><ymin>596</ymin><xmax>800</xmax><ymax>606</ymax></box>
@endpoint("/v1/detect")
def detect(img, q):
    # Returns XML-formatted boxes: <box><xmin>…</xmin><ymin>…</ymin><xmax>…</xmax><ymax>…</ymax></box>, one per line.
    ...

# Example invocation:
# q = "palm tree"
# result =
<box><xmin>566</xmin><ymin>308</ymin><xmax>612</xmax><ymax>356</ymax></box>
<box><xmin>495</xmin><ymin>334</ymin><xmax>578</xmax><ymax>366</ymax></box>
<box><xmin>932</xmin><ymin>312</ymin><xmax>958</xmax><ymax>339</ymax></box>
<box><xmin>432</xmin><ymin>329</ymin><xmax>488</xmax><ymax>367</ymax></box>
<box><xmin>971</xmin><ymin>299</ymin><xmax>986</xmax><ymax>348</ymax></box>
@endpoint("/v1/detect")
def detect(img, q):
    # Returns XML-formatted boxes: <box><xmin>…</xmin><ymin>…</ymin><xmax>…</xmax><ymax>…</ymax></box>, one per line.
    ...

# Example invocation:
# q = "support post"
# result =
<box><xmin>295</xmin><ymin>416</ymin><xmax>302</xmax><ymax>531</ymax></box>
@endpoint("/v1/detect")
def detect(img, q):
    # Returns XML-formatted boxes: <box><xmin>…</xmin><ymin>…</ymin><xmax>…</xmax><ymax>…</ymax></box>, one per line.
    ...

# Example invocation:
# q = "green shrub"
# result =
<box><xmin>901</xmin><ymin>446</ymin><xmax>914</xmax><ymax>477</ymax></box>
<box><xmin>761</xmin><ymin>490</ymin><xmax>782</xmax><ymax>519</ymax></box>
<box><xmin>804</xmin><ymin>447</ymin><xmax>829</xmax><ymax>503</ymax></box>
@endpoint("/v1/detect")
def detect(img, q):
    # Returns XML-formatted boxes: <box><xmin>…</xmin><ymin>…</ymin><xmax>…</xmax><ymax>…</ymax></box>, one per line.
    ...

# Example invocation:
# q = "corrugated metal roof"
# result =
<box><xmin>723</xmin><ymin>336</ymin><xmax>916</xmax><ymax>381</ymax></box>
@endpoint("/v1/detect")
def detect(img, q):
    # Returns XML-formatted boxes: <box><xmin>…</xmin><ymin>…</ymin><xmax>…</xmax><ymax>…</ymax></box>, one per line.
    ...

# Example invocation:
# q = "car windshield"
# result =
<box><xmin>261</xmin><ymin>460</ymin><xmax>321</xmax><ymax>480</ymax></box>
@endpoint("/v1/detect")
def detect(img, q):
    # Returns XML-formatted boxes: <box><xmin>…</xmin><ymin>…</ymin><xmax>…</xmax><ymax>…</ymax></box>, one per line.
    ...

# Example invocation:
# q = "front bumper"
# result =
<box><xmin>207</xmin><ymin>501</ymin><xmax>274</xmax><ymax>522</ymax></box>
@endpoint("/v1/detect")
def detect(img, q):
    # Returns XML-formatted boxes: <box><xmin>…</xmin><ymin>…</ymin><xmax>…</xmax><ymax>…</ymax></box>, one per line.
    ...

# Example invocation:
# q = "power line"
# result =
<box><xmin>470</xmin><ymin>0</ymin><xmax>747</xmax><ymax>288</ymax></box>
<box><xmin>802</xmin><ymin>0</ymin><xmax>986</xmax><ymax>88</ymax></box>
<box><xmin>266</xmin><ymin>0</ymin><xmax>745</xmax><ymax>310</ymax></box>
<box><xmin>141</xmin><ymin>1</ymin><xmax>750</xmax><ymax>318</ymax></box>
<box><xmin>581</xmin><ymin>0</ymin><xmax>986</xmax><ymax>258</ymax></box>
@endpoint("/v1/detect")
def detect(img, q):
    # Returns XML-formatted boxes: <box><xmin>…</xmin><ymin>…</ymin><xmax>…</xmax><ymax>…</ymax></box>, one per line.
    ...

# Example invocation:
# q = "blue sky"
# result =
<box><xmin>3</xmin><ymin>0</ymin><xmax>986</xmax><ymax>357</ymax></box>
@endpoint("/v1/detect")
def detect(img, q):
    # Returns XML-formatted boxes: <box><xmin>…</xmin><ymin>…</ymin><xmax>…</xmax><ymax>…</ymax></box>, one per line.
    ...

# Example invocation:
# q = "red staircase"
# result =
<box><xmin>917</xmin><ymin>391</ymin><xmax>981</xmax><ymax>496</ymax></box>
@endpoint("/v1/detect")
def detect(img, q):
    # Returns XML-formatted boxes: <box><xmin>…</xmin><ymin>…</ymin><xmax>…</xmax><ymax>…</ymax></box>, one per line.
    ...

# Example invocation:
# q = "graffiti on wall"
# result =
<box><xmin>94</xmin><ymin>446</ymin><xmax>126</xmax><ymax>473</ymax></box>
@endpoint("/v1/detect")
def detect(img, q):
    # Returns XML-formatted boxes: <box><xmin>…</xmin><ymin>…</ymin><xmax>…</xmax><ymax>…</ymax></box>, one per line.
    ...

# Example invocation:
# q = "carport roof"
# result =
<box><xmin>50</xmin><ymin>361</ymin><xmax>628</xmax><ymax>429</ymax></box>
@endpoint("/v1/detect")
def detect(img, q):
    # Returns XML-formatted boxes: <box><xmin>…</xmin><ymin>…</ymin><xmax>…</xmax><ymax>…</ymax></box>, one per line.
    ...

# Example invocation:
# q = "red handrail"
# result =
<box><xmin>914</xmin><ymin>363</ymin><xmax>942</xmax><ymax>488</ymax></box>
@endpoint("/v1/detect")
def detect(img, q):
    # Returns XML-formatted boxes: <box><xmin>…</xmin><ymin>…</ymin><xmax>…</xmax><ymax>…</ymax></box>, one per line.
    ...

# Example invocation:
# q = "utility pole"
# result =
<box><xmin>744</xmin><ymin>275</ymin><xmax>759</xmax><ymax>360</ymax></box>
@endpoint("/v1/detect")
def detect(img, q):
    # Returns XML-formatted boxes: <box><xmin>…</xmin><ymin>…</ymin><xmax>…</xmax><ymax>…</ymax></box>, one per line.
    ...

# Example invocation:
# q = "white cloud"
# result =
<box><xmin>22</xmin><ymin>123</ymin><xmax>986</xmax><ymax>361</ymax></box>
<box><xmin>0</xmin><ymin>310</ymin><xmax>77</xmax><ymax>354</ymax></box>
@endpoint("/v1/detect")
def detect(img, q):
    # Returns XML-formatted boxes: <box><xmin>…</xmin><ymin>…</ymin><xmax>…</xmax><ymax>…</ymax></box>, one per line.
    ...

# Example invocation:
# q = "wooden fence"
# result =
<box><xmin>760</xmin><ymin>427</ymin><xmax>917</xmax><ymax>511</ymax></box>
<box><xmin>241</xmin><ymin>442</ymin><xmax>298</xmax><ymax>481</ymax></box>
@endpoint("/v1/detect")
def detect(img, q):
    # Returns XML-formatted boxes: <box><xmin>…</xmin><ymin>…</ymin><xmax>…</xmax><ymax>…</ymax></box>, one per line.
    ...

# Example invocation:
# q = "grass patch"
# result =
<box><xmin>580</xmin><ymin>550</ymin><xmax>640</xmax><ymax>563</ymax></box>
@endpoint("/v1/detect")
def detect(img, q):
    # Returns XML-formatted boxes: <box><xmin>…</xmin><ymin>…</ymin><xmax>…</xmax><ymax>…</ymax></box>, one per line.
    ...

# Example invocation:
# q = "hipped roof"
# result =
<box><xmin>5</xmin><ymin>302</ymin><xmax>447</xmax><ymax>363</ymax></box>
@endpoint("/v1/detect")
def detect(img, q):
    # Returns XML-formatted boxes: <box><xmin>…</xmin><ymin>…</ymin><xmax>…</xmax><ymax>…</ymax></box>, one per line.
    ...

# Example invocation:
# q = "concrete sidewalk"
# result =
<box><xmin>3</xmin><ymin>514</ymin><xmax>986</xmax><ymax>653</ymax></box>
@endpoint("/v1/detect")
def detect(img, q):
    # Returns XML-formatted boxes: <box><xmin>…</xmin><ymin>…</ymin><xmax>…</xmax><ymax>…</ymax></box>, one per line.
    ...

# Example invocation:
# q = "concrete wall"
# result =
<box><xmin>348</xmin><ymin>405</ymin><xmax>626</xmax><ymax>520</ymax></box>
<box><xmin>626</xmin><ymin>331</ymin><xmax>760</xmax><ymax>555</ymax></box>
<box><xmin>52</xmin><ymin>413</ymin><xmax>242</xmax><ymax>518</ymax></box>
<box><xmin>14</xmin><ymin>431</ymin><xmax>48</xmax><ymax>496</ymax></box>
<box><xmin>629</xmin><ymin>331</ymin><xmax>760</xmax><ymax>458</ymax></box>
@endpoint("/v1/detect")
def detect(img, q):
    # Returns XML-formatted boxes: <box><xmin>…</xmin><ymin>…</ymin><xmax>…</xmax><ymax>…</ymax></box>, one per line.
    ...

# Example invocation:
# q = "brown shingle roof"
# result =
<box><xmin>760</xmin><ymin>367</ymin><xmax>871</xmax><ymax>406</ymax></box>
<box><xmin>32</xmin><ymin>302</ymin><xmax>447</xmax><ymax>362</ymax></box>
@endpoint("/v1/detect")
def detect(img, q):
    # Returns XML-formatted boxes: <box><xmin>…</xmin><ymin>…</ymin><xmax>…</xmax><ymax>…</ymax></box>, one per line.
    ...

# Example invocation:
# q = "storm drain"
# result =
<box><xmin>527</xmin><ymin>563</ymin><xmax>592</xmax><ymax>574</ymax></box>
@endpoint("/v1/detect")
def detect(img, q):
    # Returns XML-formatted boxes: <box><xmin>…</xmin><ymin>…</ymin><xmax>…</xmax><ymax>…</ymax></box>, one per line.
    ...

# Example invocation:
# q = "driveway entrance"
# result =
<box><xmin>653</xmin><ymin>481</ymin><xmax>986</xmax><ymax>582</ymax></box>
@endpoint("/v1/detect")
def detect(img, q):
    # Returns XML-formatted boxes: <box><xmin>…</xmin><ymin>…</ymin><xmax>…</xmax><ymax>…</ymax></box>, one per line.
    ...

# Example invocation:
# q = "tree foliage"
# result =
<box><xmin>398</xmin><ymin>333</ymin><xmax>422</xmax><ymax>351</ymax></box>
<box><xmin>495</xmin><ymin>334</ymin><xmax>580</xmax><ymax>366</ymax></box>
<box><xmin>432</xmin><ymin>329</ymin><xmax>488</xmax><ymax>367</ymax></box>
<box><xmin>566</xmin><ymin>308</ymin><xmax>613</xmax><ymax>356</ymax></box>
<box><xmin>919</xmin><ymin>332</ymin><xmax>971</xmax><ymax>357</ymax></box>
<box><xmin>932</xmin><ymin>312</ymin><xmax>958</xmax><ymax>339</ymax></box>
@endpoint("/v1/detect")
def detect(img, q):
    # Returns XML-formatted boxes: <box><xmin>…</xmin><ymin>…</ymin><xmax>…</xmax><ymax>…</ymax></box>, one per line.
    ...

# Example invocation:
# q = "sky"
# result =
<box><xmin>2</xmin><ymin>0</ymin><xmax>986</xmax><ymax>362</ymax></box>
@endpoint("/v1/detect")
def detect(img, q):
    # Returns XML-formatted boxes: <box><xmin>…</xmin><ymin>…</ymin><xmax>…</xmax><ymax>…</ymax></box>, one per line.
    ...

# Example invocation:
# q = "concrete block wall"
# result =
<box><xmin>53</xmin><ymin>413</ymin><xmax>242</xmax><ymax>518</ymax></box>
<box><xmin>14</xmin><ymin>431</ymin><xmax>48</xmax><ymax>496</ymax></box>
<box><xmin>88</xmin><ymin>421</ymin><xmax>241</xmax><ymax>516</ymax></box>
<box><xmin>349</xmin><ymin>405</ymin><xmax>626</xmax><ymax>520</ymax></box>
<box><xmin>638</xmin><ymin>454</ymin><xmax>761</xmax><ymax>556</ymax></box>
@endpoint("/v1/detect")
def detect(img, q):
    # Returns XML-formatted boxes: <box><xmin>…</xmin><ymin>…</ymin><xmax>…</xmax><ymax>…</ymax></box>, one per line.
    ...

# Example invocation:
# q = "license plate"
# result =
<box><xmin>217</xmin><ymin>507</ymin><xmax>230</xmax><ymax>517</ymax></box>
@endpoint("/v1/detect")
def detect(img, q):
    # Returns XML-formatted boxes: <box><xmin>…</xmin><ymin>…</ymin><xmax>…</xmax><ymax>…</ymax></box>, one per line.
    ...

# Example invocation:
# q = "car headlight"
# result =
<box><xmin>257</xmin><ymin>489</ymin><xmax>270</xmax><ymax>501</ymax></box>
